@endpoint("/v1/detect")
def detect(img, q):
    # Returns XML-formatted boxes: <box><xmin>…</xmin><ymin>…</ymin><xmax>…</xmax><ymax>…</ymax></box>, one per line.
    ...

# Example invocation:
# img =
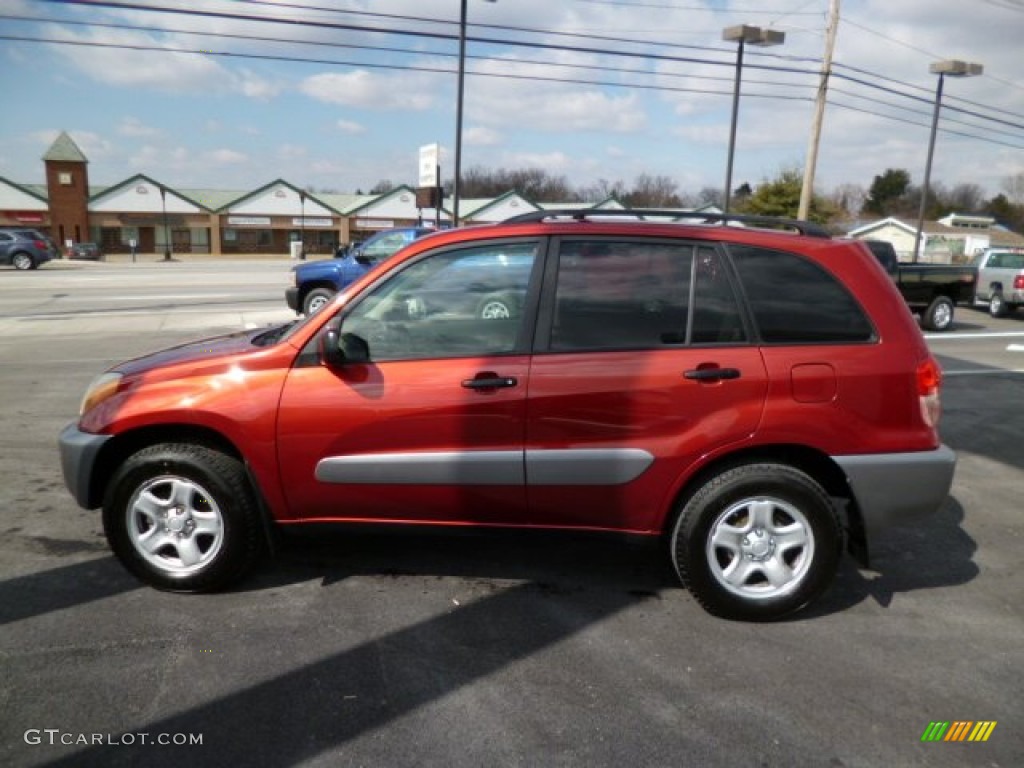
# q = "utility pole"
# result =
<box><xmin>798</xmin><ymin>0</ymin><xmax>840</xmax><ymax>220</ymax></box>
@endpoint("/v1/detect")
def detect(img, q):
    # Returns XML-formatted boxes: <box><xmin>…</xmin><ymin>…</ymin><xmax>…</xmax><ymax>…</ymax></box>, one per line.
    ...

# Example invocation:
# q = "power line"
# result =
<box><xmin>15</xmin><ymin>1</ymin><xmax>1023</xmax><ymax>150</ymax></box>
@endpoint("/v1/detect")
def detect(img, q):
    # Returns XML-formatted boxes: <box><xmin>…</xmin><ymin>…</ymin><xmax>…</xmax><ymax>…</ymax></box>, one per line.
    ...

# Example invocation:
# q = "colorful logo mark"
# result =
<box><xmin>921</xmin><ymin>721</ymin><xmax>997</xmax><ymax>742</ymax></box>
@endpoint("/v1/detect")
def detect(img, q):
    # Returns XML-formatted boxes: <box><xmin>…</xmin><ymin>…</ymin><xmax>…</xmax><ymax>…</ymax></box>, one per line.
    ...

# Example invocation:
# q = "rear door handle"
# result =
<box><xmin>683</xmin><ymin>367</ymin><xmax>741</xmax><ymax>382</ymax></box>
<box><xmin>462</xmin><ymin>375</ymin><xmax>518</xmax><ymax>390</ymax></box>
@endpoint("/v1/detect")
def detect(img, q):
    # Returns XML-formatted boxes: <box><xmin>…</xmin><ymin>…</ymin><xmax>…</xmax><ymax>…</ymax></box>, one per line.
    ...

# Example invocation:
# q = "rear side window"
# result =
<box><xmin>729</xmin><ymin>245</ymin><xmax>874</xmax><ymax>343</ymax></box>
<box><xmin>549</xmin><ymin>241</ymin><xmax>749</xmax><ymax>350</ymax></box>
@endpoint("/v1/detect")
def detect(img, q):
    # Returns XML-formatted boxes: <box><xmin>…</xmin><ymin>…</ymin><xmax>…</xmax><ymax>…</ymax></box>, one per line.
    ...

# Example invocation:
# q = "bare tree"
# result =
<box><xmin>622</xmin><ymin>174</ymin><xmax>681</xmax><ymax>208</ymax></box>
<box><xmin>945</xmin><ymin>183</ymin><xmax>986</xmax><ymax>213</ymax></box>
<box><xmin>829</xmin><ymin>183</ymin><xmax>866</xmax><ymax>219</ymax></box>
<box><xmin>1001</xmin><ymin>171</ymin><xmax>1024</xmax><ymax>205</ymax></box>
<box><xmin>577</xmin><ymin>178</ymin><xmax>628</xmax><ymax>203</ymax></box>
<box><xmin>697</xmin><ymin>186</ymin><xmax>724</xmax><ymax>209</ymax></box>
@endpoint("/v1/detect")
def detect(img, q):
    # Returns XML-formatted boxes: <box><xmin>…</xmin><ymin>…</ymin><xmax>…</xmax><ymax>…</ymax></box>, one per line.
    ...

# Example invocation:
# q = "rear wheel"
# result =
<box><xmin>103</xmin><ymin>443</ymin><xmax>264</xmax><ymax>591</ymax></box>
<box><xmin>922</xmin><ymin>295</ymin><xmax>954</xmax><ymax>331</ymax></box>
<box><xmin>989</xmin><ymin>292</ymin><xmax>1008</xmax><ymax>318</ymax></box>
<box><xmin>670</xmin><ymin>463</ymin><xmax>842</xmax><ymax>621</ymax></box>
<box><xmin>11</xmin><ymin>252</ymin><xmax>34</xmax><ymax>271</ymax></box>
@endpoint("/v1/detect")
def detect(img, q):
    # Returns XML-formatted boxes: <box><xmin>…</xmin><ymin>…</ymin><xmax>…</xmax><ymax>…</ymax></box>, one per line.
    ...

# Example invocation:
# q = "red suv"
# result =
<box><xmin>59</xmin><ymin>211</ymin><xmax>955</xmax><ymax>620</ymax></box>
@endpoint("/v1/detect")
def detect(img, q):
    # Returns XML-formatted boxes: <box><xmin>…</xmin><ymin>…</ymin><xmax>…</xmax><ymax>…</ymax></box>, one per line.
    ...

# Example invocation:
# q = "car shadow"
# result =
<box><xmin>800</xmin><ymin>495</ymin><xmax>977</xmax><ymax>619</ymax></box>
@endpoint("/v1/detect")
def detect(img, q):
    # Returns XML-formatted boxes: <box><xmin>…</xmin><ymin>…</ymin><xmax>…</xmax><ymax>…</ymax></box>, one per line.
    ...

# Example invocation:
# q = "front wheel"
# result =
<box><xmin>922</xmin><ymin>295</ymin><xmax>954</xmax><ymax>331</ymax></box>
<box><xmin>103</xmin><ymin>443</ymin><xmax>264</xmax><ymax>591</ymax></box>
<box><xmin>303</xmin><ymin>287</ymin><xmax>335</xmax><ymax>315</ymax></box>
<box><xmin>476</xmin><ymin>293</ymin><xmax>517</xmax><ymax>320</ymax></box>
<box><xmin>670</xmin><ymin>463</ymin><xmax>842</xmax><ymax>621</ymax></box>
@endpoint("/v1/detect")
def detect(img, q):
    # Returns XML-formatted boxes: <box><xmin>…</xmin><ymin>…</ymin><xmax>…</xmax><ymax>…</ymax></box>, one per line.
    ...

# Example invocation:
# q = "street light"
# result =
<box><xmin>912</xmin><ymin>59</ymin><xmax>983</xmax><ymax>263</ymax></box>
<box><xmin>721</xmin><ymin>24</ymin><xmax>785</xmax><ymax>214</ymax></box>
<box><xmin>453</xmin><ymin>0</ymin><xmax>496</xmax><ymax>228</ymax></box>
<box><xmin>158</xmin><ymin>184</ymin><xmax>171</xmax><ymax>261</ymax></box>
<box><xmin>299</xmin><ymin>190</ymin><xmax>307</xmax><ymax>260</ymax></box>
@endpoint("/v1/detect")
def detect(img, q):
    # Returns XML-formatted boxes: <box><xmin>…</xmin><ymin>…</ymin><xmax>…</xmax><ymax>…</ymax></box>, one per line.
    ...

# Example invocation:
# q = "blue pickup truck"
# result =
<box><xmin>285</xmin><ymin>227</ymin><xmax>435</xmax><ymax>315</ymax></box>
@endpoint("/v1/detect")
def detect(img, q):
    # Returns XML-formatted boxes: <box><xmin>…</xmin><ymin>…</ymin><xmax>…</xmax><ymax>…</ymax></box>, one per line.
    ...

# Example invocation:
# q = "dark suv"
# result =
<box><xmin>60</xmin><ymin>210</ymin><xmax>955</xmax><ymax>621</ymax></box>
<box><xmin>0</xmin><ymin>227</ymin><xmax>56</xmax><ymax>270</ymax></box>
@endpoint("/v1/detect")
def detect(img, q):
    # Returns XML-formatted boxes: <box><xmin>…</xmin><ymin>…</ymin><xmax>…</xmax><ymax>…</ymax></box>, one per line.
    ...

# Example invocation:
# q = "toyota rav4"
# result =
<box><xmin>59</xmin><ymin>210</ymin><xmax>955</xmax><ymax>620</ymax></box>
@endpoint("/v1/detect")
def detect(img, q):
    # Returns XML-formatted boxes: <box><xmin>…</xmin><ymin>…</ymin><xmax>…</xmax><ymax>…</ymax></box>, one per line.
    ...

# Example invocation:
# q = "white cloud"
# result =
<box><xmin>278</xmin><ymin>144</ymin><xmax>307</xmax><ymax>161</ymax></box>
<box><xmin>117</xmin><ymin>117</ymin><xmax>160</xmax><ymax>138</ymax></box>
<box><xmin>336</xmin><ymin>120</ymin><xmax>366</xmax><ymax>135</ymax></box>
<box><xmin>300</xmin><ymin>71</ymin><xmax>436</xmax><ymax>110</ymax></box>
<box><xmin>205</xmin><ymin>149</ymin><xmax>248</xmax><ymax>165</ymax></box>
<box><xmin>465</xmin><ymin>126</ymin><xmax>502</xmax><ymax>146</ymax></box>
<box><xmin>32</xmin><ymin>130</ymin><xmax>114</xmax><ymax>161</ymax></box>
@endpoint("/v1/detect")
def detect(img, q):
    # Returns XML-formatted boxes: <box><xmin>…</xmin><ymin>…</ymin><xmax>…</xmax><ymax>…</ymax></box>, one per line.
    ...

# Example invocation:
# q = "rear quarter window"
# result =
<box><xmin>728</xmin><ymin>244</ymin><xmax>875</xmax><ymax>343</ymax></box>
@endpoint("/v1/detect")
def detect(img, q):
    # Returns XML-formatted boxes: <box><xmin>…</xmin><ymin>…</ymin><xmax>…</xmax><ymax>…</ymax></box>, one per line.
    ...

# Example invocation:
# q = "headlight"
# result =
<box><xmin>79</xmin><ymin>372</ymin><xmax>123</xmax><ymax>415</ymax></box>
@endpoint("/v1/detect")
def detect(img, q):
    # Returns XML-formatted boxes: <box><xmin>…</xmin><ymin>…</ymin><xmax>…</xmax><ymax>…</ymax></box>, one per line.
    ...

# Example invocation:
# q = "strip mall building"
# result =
<box><xmin>0</xmin><ymin>132</ymin><xmax>596</xmax><ymax>256</ymax></box>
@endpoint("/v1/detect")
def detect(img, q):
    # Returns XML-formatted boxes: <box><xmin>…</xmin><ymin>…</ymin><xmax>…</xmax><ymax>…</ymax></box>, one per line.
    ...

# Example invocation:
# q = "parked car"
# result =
<box><xmin>286</xmin><ymin>226</ymin><xmax>435</xmax><ymax>315</ymax></box>
<box><xmin>59</xmin><ymin>210</ymin><xmax>955</xmax><ymax>621</ymax></box>
<box><xmin>971</xmin><ymin>247</ymin><xmax>1024</xmax><ymax>317</ymax></box>
<box><xmin>0</xmin><ymin>227</ymin><xmax>57</xmax><ymax>270</ymax></box>
<box><xmin>68</xmin><ymin>242</ymin><xmax>103</xmax><ymax>260</ymax></box>
<box><xmin>861</xmin><ymin>239</ymin><xmax>977</xmax><ymax>331</ymax></box>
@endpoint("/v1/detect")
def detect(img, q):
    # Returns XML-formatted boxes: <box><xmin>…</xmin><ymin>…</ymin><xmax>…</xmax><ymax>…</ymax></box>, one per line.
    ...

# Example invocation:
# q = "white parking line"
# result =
<box><xmin>1008</xmin><ymin>344</ymin><xmax>1024</xmax><ymax>352</ymax></box>
<box><xmin>924</xmin><ymin>331</ymin><xmax>1024</xmax><ymax>340</ymax></box>
<box><xmin>943</xmin><ymin>369</ymin><xmax>1024</xmax><ymax>376</ymax></box>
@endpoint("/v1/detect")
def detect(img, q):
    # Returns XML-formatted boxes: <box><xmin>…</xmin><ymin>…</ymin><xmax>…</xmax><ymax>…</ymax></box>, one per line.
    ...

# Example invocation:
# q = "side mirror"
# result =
<box><xmin>320</xmin><ymin>319</ymin><xmax>370</xmax><ymax>367</ymax></box>
<box><xmin>339</xmin><ymin>332</ymin><xmax>370</xmax><ymax>363</ymax></box>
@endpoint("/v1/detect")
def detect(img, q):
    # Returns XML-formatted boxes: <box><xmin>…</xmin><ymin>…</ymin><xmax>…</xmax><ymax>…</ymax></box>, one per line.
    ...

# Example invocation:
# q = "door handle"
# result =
<box><xmin>683</xmin><ymin>367</ymin><xmax>741</xmax><ymax>382</ymax></box>
<box><xmin>462</xmin><ymin>375</ymin><xmax>518</xmax><ymax>390</ymax></box>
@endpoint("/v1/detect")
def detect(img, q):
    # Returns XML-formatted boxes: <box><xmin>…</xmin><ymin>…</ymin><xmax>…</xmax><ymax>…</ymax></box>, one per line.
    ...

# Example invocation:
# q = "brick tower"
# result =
<box><xmin>43</xmin><ymin>131</ymin><xmax>90</xmax><ymax>248</ymax></box>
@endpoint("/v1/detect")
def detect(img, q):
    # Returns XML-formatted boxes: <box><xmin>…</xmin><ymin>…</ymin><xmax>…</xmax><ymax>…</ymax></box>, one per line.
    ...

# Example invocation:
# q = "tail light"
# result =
<box><xmin>1014</xmin><ymin>275</ymin><xmax>1024</xmax><ymax>291</ymax></box>
<box><xmin>33</xmin><ymin>240</ymin><xmax>47</xmax><ymax>249</ymax></box>
<box><xmin>917</xmin><ymin>357</ymin><xmax>942</xmax><ymax>428</ymax></box>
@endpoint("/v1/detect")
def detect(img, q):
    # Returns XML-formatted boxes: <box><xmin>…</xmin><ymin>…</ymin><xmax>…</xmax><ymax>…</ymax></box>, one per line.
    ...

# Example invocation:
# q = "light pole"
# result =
<box><xmin>453</xmin><ymin>0</ymin><xmax>496</xmax><ymax>228</ymax></box>
<box><xmin>721</xmin><ymin>25</ymin><xmax>785</xmax><ymax>214</ymax></box>
<box><xmin>299</xmin><ymin>190</ymin><xmax>307</xmax><ymax>260</ymax></box>
<box><xmin>912</xmin><ymin>59</ymin><xmax>983</xmax><ymax>263</ymax></box>
<box><xmin>158</xmin><ymin>184</ymin><xmax>171</xmax><ymax>261</ymax></box>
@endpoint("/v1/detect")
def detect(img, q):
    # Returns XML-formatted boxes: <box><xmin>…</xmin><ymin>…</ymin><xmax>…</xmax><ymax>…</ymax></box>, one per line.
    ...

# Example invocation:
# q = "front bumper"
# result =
<box><xmin>835</xmin><ymin>445</ymin><xmax>956</xmax><ymax>535</ymax></box>
<box><xmin>58</xmin><ymin>422</ymin><xmax>112</xmax><ymax>509</ymax></box>
<box><xmin>285</xmin><ymin>286</ymin><xmax>300</xmax><ymax>313</ymax></box>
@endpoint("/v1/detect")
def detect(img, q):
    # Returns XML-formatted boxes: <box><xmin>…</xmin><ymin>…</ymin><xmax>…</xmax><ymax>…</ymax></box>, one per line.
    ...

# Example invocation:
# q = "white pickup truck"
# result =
<box><xmin>972</xmin><ymin>248</ymin><xmax>1024</xmax><ymax>317</ymax></box>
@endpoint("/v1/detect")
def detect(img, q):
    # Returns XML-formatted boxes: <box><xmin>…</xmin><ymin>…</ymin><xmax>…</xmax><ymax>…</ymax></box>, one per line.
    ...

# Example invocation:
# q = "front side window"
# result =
<box><xmin>342</xmin><ymin>241</ymin><xmax>538</xmax><ymax>361</ymax></box>
<box><xmin>729</xmin><ymin>245</ymin><xmax>874</xmax><ymax>343</ymax></box>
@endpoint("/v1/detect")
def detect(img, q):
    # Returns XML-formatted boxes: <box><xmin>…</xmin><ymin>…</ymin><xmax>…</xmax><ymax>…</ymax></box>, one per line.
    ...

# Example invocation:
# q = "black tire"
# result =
<box><xmin>12</xmin><ymin>252</ymin><xmax>34</xmax><ymax>271</ymax></box>
<box><xmin>303</xmin><ymin>287</ymin><xmax>335</xmax><ymax>315</ymax></box>
<box><xmin>670</xmin><ymin>463</ymin><xmax>842</xmax><ymax>621</ymax></box>
<box><xmin>922</xmin><ymin>295</ymin><xmax>954</xmax><ymax>331</ymax></box>
<box><xmin>476</xmin><ymin>293</ymin><xmax>517</xmax><ymax>320</ymax></box>
<box><xmin>102</xmin><ymin>443</ymin><xmax>264</xmax><ymax>591</ymax></box>
<box><xmin>989</xmin><ymin>292</ymin><xmax>1008</xmax><ymax>318</ymax></box>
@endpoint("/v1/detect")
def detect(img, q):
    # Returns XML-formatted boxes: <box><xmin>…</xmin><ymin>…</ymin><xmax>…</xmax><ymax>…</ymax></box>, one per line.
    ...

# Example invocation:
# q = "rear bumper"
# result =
<box><xmin>285</xmin><ymin>286</ymin><xmax>300</xmax><ymax>313</ymax></box>
<box><xmin>58</xmin><ymin>422</ymin><xmax>112</xmax><ymax>509</ymax></box>
<box><xmin>835</xmin><ymin>445</ymin><xmax>956</xmax><ymax>534</ymax></box>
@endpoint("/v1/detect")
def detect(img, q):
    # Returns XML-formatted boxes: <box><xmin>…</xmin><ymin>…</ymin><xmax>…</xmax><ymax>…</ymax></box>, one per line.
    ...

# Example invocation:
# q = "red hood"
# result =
<box><xmin>113</xmin><ymin>328</ymin><xmax>265</xmax><ymax>377</ymax></box>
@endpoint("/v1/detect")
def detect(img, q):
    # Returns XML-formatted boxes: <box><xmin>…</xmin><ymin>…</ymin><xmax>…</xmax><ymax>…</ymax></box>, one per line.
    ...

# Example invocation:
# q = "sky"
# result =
<box><xmin>1</xmin><ymin>0</ymin><xmax>1022</xmax><ymax>204</ymax></box>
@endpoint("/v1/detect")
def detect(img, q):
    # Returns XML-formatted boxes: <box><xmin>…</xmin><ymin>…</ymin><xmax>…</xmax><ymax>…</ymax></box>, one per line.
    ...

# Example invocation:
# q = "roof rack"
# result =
<box><xmin>502</xmin><ymin>208</ymin><xmax>832</xmax><ymax>239</ymax></box>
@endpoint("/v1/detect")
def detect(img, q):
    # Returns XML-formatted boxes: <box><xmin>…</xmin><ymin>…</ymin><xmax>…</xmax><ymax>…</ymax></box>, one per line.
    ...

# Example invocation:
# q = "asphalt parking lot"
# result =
<box><xmin>1</xmin><ymin>260</ymin><xmax>1022</xmax><ymax>767</ymax></box>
